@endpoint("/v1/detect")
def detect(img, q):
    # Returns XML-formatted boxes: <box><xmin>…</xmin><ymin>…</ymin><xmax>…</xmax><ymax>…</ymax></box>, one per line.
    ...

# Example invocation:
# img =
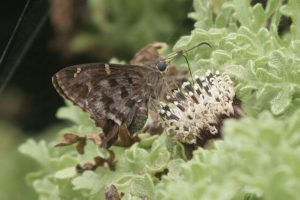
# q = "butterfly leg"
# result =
<box><xmin>99</xmin><ymin>123</ymin><xmax>140</xmax><ymax>148</ymax></box>
<box><xmin>143</xmin><ymin>109</ymin><xmax>164</xmax><ymax>135</ymax></box>
<box><xmin>116</xmin><ymin>125</ymin><xmax>140</xmax><ymax>147</ymax></box>
<box><xmin>100</xmin><ymin>120</ymin><xmax>119</xmax><ymax>149</ymax></box>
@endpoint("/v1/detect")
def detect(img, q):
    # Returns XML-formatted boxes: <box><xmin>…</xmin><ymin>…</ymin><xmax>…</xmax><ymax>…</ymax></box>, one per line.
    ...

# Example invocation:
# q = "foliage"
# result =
<box><xmin>71</xmin><ymin>0</ymin><xmax>191</xmax><ymax>58</ymax></box>
<box><xmin>0</xmin><ymin>123</ymin><xmax>37</xmax><ymax>200</ymax></box>
<box><xmin>155</xmin><ymin>111</ymin><xmax>300</xmax><ymax>200</ymax></box>
<box><xmin>19</xmin><ymin>102</ymin><xmax>187</xmax><ymax>199</ymax></box>
<box><xmin>20</xmin><ymin>0</ymin><xmax>300</xmax><ymax>199</ymax></box>
<box><xmin>175</xmin><ymin>0</ymin><xmax>300</xmax><ymax>116</ymax></box>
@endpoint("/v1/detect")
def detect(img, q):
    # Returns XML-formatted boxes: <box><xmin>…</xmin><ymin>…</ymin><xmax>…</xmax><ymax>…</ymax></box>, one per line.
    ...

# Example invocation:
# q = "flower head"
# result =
<box><xmin>159</xmin><ymin>70</ymin><xmax>237</xmax><ymax>145</ymax></box>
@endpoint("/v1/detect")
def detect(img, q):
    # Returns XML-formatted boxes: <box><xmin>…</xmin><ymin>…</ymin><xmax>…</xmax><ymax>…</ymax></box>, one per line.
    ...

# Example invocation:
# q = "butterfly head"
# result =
<box><xmin>155</xmin><ymin>42</ymin><xmax>212</xmax><ymax>74</ymax></box>
<box><xmin>156</xmin><ymin>60</ymin><xmax>168</xmax><ymax>72</ymax></box>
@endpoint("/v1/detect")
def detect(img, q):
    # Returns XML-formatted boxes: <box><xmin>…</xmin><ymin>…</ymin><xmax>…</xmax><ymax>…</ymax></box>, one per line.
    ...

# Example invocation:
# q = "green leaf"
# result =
<box><xmin>232</xmin><ymin>0</ymin><xmax>252</xmax><ymax>28</ymax></box>
<box><xmin>56</xmin><ymin>101</ymin><xmax>95</xmax><ymax>128</ymax></box>
<box><xmin>72</xmin><ymin>171</ymin><xmax>103</xmax><ymax>195</ymax></box>
<box><xmin>54</xmin><ymin>167</ymin><xmax>77</xmax><ymax>179</ymax></box>
<box><xmin>280</xmin><ymin>0</ymin><xmax>300</xmax><ymax>40</ymax></box>
<box><xmin>32</xmin><ymin>178</ymin><xmax>60</xmax><ymax>200</ymax></box>
<box><xmin>255</xmin><ymin>84</ymin><xmax>280</xmax><ymax>103</ymax></box>
<box><xmin>147</xmin><ymin>146</ymin><xmax>170</xmax><ymax>172</ymax></box>
<box><xmin>130</xmin><ymin>174</ymin><xmax>154</xmax><ymax>199</ymax></box>
<box><xmin>18</xmin><ymin>139</ymin><xmax>50</xmax><ymax>166</ymax></box>
<box><xmin>252</xmin><ymin>3</ymin><xmax>266</xmax><ymax>31</ymax></box>
<box><xmin>291</xmin><ymin>40</ymin><xmax>300</xmax><ymax>58</ymax></box>
<box><xmin>189</xmin><ymin>0</ymin><xmax>213</xmax><ymax>29</ymax></box>
<box><xmin>265</xmin><ymin>0</ymin><xmax>282</xmax><ymax>17</ymax></box>
<box><xmin>225</xmin><ymin>65</ymin><xmax>248</xmax><ymax>80</ymax></box>
<box><xmin>124</xmin><ymin>145</ymin><xmax>149</xmax><ymax>173</ymax></box>
<box><xmin>239</xmin><ymin>85</ymin><xmax>258</xmax><ymax>96</ymax></box>
<box><xmin>138</xmin><ymin>135</ymin><xmax>159</xmax><ymax>149</ymax></box>
<box><xmin>211</xmin><ymin>50</ymin><xmax>232</xmax><ymax>64</ymax></box>
<box><xmin>255</xmin><ymin>68</ymin><xmax>281</xmax><ymax>82</ymax></box>
<box><xmin>268</xmin><ymin>50</ymin><xmax>287</xmax><ymax>69</ymax></box>
<box><xmin>270</xmin><ymin>87</ymin><xmax>293</xmax><ymax>115</ymax></box>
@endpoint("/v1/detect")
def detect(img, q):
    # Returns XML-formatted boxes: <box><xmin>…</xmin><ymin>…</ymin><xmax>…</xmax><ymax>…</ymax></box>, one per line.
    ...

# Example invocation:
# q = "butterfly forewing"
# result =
<box><xmin>52</xmin><ymin>62</ymin><xmax>164</xmax><ymax>147</ymax></box>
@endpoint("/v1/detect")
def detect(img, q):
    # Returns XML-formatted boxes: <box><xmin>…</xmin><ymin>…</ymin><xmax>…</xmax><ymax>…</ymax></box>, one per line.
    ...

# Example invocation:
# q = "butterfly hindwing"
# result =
<box><xmin>86</xmin><ymin>71</ymin><xmax>150</xmax><ymax>128</ymax></box>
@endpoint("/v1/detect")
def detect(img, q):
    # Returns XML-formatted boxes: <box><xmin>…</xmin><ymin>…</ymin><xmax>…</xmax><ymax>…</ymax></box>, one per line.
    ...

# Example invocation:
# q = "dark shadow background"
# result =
<box><xmin>0</xmin><ymin>0</ymin><xmax>91</xmax><ymax>133</ymax></box>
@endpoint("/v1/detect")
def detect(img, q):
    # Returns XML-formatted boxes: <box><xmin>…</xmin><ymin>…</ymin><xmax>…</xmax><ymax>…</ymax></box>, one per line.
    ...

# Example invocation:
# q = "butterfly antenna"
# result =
<box><xmin>165</xmin><ymin>41</ymin><xmax>212</xmax><ymax>62</ymax></box>
<box><xmin>182</xmin><ymin>42</ymin><xmax>212</xmax><ymax>84</ymax></box>
<box><xmin>181</xmin><ymin>54</ymin><xmax>194</xmax><ymax>85</ymax></box>
<box><xmin>166</xmin><ymin>42</ymin><xmax>212</xmax><ymax>84</ymax></box>
<box><xmin>182</xmin><ymin>41</ymin><xmax>212</xmax><ymax>55</ymax></box>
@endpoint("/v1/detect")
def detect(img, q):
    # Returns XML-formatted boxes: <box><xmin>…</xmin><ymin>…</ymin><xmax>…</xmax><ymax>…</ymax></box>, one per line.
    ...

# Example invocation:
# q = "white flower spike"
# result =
<box><xmin>159</xmin><ymin>70</ymin><xmax>237</xmax><ymax>145</ymax></box>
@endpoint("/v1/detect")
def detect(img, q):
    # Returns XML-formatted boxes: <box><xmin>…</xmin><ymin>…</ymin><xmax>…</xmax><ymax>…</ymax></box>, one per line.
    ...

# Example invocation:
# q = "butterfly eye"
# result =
<box><xmin>157</xmin><ymin>60</ymin><xmax>168</xmax><ymax>72</ymax></box>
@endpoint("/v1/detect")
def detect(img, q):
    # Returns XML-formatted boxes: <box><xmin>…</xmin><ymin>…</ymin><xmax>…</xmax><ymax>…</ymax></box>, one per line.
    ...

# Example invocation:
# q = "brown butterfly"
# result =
<box><xmin>52</xmin><ymin>42</ymin><xmax>210</xmax><ymax>149</ymax></box>
<box><xmin>52</xmin><ymin>43</ymin><xmax>171</xmax><ymax>148</ymax></box>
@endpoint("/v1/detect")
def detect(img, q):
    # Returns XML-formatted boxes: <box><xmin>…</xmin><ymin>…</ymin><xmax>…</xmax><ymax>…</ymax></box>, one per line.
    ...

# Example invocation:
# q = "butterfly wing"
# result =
<box><xmin>130</xmin><ymin>42</ymin><xmax>167</xmax><ymax>66</ymax></box>
<box><xmin>85</xmin><ymin>71</ymin><xmax>151</xmax><ymax>128</ymax></box>
<box><xmin>52</xmin><ymin>63</ymin><xmax>154</xmax><ymax>130</ymax></box>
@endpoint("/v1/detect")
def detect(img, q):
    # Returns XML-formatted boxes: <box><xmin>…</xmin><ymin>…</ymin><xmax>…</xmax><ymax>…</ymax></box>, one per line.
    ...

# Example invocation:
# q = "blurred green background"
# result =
<box><xmin>0</xmin><ymin>0</ymin><xmax>192</xmax><ymax>199</ymax></box>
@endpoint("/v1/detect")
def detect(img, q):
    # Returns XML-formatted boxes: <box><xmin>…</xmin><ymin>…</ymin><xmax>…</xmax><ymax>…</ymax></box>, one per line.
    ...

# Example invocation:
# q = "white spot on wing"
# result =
<box><xmin>74</xmin><ymin>67</ymin><xmax>82</xmax><ymax>78</ymax></box>
<box><xmin>107</xmin><ymin>112</ymin><xmax>122</xmax><ymax>125</ymax></box>
<box><xmin>105</xmin><ymin>64</ymin><xmax>111</xmax><ymax>75</ymax></box>
<box><xmin>86</xmin><ymin>82</ymin><xmax>92</xmax><ymax>92</ymax></box>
